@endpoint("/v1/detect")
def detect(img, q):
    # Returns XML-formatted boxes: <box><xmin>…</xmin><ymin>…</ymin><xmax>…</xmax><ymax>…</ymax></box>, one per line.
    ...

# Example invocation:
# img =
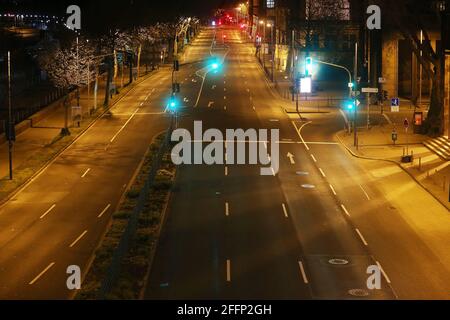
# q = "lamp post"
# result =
<box><xmin>7</xmin><ymin>51</ymin><xmax>13</xmax><ymax>180</ymax></box>
<box><xmin>267</xmin><ymin>22</ymin><xmax>274</xmax><ymax>82</ymax></box>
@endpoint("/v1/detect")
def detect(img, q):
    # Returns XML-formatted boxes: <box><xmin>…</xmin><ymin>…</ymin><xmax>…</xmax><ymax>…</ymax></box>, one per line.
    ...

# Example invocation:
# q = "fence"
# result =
<box><xmin>98</xmin><ymin>118</ymin><xmax>174</xmax><ymax>299</ymax></box>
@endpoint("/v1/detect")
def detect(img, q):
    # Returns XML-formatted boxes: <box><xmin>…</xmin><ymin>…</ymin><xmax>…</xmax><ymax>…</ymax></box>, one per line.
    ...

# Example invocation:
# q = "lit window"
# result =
<box><xmin>267</xmin><ymin>0</ymin><xmax>275</xmax><ymax>9</ymax></box>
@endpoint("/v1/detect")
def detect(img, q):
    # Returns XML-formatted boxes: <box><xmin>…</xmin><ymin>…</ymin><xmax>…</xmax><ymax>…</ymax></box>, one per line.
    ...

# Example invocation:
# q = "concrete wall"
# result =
<box><xmin>382</xmin><ymin>31</ymin><xmax>399</xmax><ymax>99</ymax></box>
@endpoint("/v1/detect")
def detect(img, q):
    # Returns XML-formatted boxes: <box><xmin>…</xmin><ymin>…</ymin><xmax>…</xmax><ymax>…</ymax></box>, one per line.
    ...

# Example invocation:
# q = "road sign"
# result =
<box><xmin>362</xmin><ymin>87</ymin><xmax>379</xmax><ymax>93</ymax></box>
<box><xmin>391</xmin><ymin>97</ymin><xmax>400</xmax><ymax>112</ymax></box>
<box><xmin>300</xmin><ymin>77</ymin><xmax>312</xmax><ymax>93</ymax></box>
<box><xmin>356</xmin><ymin>99</ymin><xmax>361</xmax><ymax>107</ymax></box>
<box><xmin>404</xmin><ymin>118</ymin><xmax>409</xmax><ymax>129</ymax></box>
<box><xmin>392</xmin><ymin>130</ymin><xmax>398</xmax><ymax>144</ymax></box>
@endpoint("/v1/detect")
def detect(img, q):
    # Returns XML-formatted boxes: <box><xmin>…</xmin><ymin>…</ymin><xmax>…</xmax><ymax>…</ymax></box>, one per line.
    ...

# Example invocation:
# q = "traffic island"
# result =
<box><xmin>76</xmin><ymin>133</ymin><xmax>176</xmax><ymax>300</ymax></box>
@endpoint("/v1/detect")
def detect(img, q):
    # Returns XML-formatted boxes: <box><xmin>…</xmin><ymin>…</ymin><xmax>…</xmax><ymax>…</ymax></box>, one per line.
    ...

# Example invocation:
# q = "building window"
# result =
<box><xmin>266</xmin><ymin>0</ymin><xmax>275</xmax><ymax>9</ymax></box>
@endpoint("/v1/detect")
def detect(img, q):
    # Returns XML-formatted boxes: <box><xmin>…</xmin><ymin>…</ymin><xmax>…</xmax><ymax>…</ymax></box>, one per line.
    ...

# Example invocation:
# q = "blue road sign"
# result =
<box><xmin>391</xmin><ymin>98</ymin><xmax>400</xmax><ymax>107</ymax></box>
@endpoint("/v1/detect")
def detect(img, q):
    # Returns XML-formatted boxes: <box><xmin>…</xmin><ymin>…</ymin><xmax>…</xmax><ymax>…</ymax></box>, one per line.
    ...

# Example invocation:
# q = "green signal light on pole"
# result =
<box><xmin>305</xmin><ymin>57</ymin><xmax>313</xmax><ymax>76</ymax></box>
<box><xmin>346</xmin><ymin>100</ymin><xmax>355</xmax><ymax>110</ymax></box>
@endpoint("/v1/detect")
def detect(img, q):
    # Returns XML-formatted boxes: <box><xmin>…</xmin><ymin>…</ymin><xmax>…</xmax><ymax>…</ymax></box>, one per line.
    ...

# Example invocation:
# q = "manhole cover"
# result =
<box><xmin>296</xmin><ymin>171</ymin><xmax>309</xmax><ymax>176</ymax></box>
<box><xmin>301</xmin><ymin>184</ymin><xmax>316</xmax><ymax>189</ymax></box>
<box><xmin>348</xmin><ymin>289</ymin><xmax>370</xmax><ymax>297</ymax></box>
<box><xmin>328</xmin><ymin>258</ymin><xmax>349</xmax><ymax>265</ymax></box>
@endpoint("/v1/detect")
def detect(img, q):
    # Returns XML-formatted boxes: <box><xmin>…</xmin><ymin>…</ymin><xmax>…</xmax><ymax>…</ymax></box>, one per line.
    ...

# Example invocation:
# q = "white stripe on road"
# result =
<box><xmin>298</xmin><ymin>261</ymin><xmax>309</xmax><ymax>284</ymax></box>
<box><xmin>329</xmin><ymin>184</ymin><xmax>337</xmax><ymax>196</ymax></box>
<box><xmin>355</xmin><ymin>228</ymin><xmax>368</xmax><ymax>246</ymax></box>
<box><xmin>226</xmin><ymin>260</ymin><xmax>231</xmax><ymax>282</ymax></box>
<box><xmin>319</xmin><ymin>168</ymin><xmax>326</xmax><ymax>178</ymax></box>
<box><xmin>340</xmin><ymin>204</ymin><xmax>351</xmax><ymax>217</ymax></box>
<box><xmin>110</xmin><ymin>108</ymin><xmax>139</xmax><ymax>143</ymax></box>
<box><xmin>40</xmin><ymin>204</ymin><xmax>56</xmax><ymax>219</ymax></box>
<box><xmin>360</xmin><ymin>185</ymin><xmax>371</xmax><ymax>200</ymax></box>
<box><xmin>292</xmin><ymin>121</ymin><xmax>311</xmax><ymax>151</ymax></box>
<box><xmin>225</xmin><ymin>202</ymin><xmax>229</xmax><ymax>216</ymax></box>
<box><xmin>81</xmin><ymin>168</ymin><xmax>91</xmax><ymax>178</ymax></box>
<box><xmin>310</xmin><ymin>154</ymin><xmax>317</xmax><ymax>163</ymax></box>
<box><xmin>98</xmin><ymin>204</ymin><xmax>111</xmax><ymax>218</ymax></box>
<box><xmin>225</xmin><ymin>167</ymin><xmax>228</xmax><ymax>176</ymax></box>
<box><xmin>70</xmin><ymin>230</ymin><xmax>88</xmax><ymax>248</ymax></box>
<box><xmin>282</xmin><ymin>203</ymin><xmax>289</xmax><ymax>218</ymax></box>
<box><xmin>29</xmin><ymin>262</ymin><xmax>55</xmax><ymax>285</ymax></box>
<box><xmin>376</xmin><ymin>261</ymin><xmax>392</xmax><ymax>284</ymax></box>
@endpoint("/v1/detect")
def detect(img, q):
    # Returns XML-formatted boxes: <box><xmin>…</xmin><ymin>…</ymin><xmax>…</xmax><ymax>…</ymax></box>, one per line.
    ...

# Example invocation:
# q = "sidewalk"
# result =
<box><xmin>337</xmin><ymin>125</ymin><xmax>450</xmax><ymax>210</ymax></box>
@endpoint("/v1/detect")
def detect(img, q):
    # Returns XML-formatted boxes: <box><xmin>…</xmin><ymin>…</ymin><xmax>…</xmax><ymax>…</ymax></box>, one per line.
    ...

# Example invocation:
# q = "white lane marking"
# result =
<box><xmin>29</xmin><ymin>262</ymin><xmax>55</xmax><ymax>285</ymax></box>
<box><xmin>98</xmin><ymin>204</ymin><xmax>111</xmax><ymax>218</ymax></box>
<box><xmin>341</xmin><ymin>204</ymin><xmax>351</xmax><ymax>217</ymax></box>
<box><xmin>339</xmin><ymin>109</ymin><xmax>350</xmax><ymax>127</ymax></box>
<box><xmin>282</xmin><ymin>203</ymin><xmax>289</xmax><ymax>218</ymax></box>
<box><xmin>225</xmin><ymin>167</ymin><xmax>228</xmax><ymax>176</ymax></box>
<box><xmin>292</xmin><ymin>121</ymin><xmax>311</xmax><ymax>151</ymax></box>
<box><xmin>70</xmin><ymin>230</ymin><xmax>88</xmax><ymax>248</ymax></box>
<box><xmin>329</xmin><ymin>184</ymin><xmax>337</xmax><ymax>196</ymax></box>
<box><xmin>81</xmin><ymin>168</ymin><xmax>91</xmax><ymax>178</ymax></box>
<box><xmin>226</xmin><ymin>260</ymin><xmax>231</xmax><ymax>282</ymax></box>
<box><xmin>319</xmin><ymin>168</ymin><xmax>326</xmax><ymax>178</ymax></box>
<box><xmin>212</xmin><ymin>85</ymin><xmax>216</xmax><ymax>90</ymax></box>
<box><xmin>224</xmin><ymin>106</ymin><xmax>227</xmax><ymax>110</ymax></box>
<box><xmin>110</xmin><ymin>108</ymin><xmax>140</xmax><ymax>143</ymax></box>
<box><xmin>225</xmin><ymin>202</ymin><xmax>229</xmax><ymax>216</ymax></box>
<box><xmin>360</xmin><ymin>185</ymin><xmax>371</xmax><ymax>200</ymax></box>
<box><xmin>224</xmin><ymin>88</ymin><xmax>227</xmax><ymax>92</ymax></box>
<box><xmin>355</xmin><ymin>228</ymin><xmax>368</xmax><ymax>246</ymax></box>
<box><xmin>376</xmin><ymin>261</ymin><xmax>392</xmax><ymax>284</ymax></box>
<box><xmin>208</xmin><ymin>101</ymin><xmax>214</xmax><ymax>108</ymax></box>
<box><xmin>298</xmin><ymin>261</ymin><xmax>309</xmax><ymax>284</ymax></box>
<box><xmin>224</xmin><ymin>96</ymin><xmax>227</xmax><ymax>100</ymax></box>
<box><xmin>140</xmin><ymin>102</ymin><xmax>144</xmax><ymax>106</ymax></box>
<box><xmin>40</xmin><ymin>204</ymin><xmax>56</xmax><ymax>219</ymax></box>
<box><xmin>310</xmin><ymin>154</ymin><xmax>317</xmax><ymax>163</ymax></box>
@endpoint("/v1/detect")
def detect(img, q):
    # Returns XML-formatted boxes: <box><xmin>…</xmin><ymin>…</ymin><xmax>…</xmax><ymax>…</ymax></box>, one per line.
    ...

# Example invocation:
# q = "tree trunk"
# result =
<box><xmin>137</xmin><ymin>44</ymin><xmax>142</xmax><ymax>78</ymax></box>
<box><xmin>104</xmin><ymin>56</ymin><xmax>113</xmax><ymax>107</ymax></box>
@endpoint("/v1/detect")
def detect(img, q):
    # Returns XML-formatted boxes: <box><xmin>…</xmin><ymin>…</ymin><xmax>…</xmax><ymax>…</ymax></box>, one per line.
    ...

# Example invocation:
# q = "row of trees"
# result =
<box><xmin>34</xmin><ymin>17</ymin><xmax>199</xmax><ymax>134</ymax></box>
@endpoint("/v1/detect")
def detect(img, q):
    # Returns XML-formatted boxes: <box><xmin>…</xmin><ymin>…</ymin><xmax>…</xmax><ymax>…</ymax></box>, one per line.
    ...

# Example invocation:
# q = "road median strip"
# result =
<box><xmin>76</xmin><ymin>131</ymin><xmax>176</xmax><ymax>300</ymax></box>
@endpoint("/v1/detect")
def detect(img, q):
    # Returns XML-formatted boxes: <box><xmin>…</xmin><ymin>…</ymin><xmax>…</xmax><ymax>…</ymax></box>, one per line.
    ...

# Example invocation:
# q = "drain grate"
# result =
<box><xmin>328</xmin><ymin>258</ymin><xmax>349</xmax><ymax>265</ymax></box>
<box><xmin>348</xmin><ymin>289</ymin><xmax>369</xmax><ymax>297</ymax></box>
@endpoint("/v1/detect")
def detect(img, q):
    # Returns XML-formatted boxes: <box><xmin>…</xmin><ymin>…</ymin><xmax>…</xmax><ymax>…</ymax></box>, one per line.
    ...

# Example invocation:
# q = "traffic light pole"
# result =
<box><xmin>7</xmin><ymin>51</ymin><xmax>13</xmax><ymax>180</ymax></box>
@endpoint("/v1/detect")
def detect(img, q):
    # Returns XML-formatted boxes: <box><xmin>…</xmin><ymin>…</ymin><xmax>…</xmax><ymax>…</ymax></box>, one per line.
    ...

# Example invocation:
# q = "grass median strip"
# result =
<box><xmin>76</xmin><ymin>133</ymin><xmax>176</xmax><ymax>300</ymax></box>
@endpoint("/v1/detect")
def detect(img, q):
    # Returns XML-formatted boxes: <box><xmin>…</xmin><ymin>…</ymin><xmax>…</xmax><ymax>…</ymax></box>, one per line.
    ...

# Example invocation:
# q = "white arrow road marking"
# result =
<box><xmin>287</xmin><ymin>152</ymin><xmax>295</xmax><ymax>165</ymax></box>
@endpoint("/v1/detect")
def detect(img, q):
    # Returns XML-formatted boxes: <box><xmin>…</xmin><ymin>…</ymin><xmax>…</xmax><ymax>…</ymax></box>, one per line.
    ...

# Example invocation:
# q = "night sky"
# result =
<box><xmin>1</xmin><ymin>0</ymin><xmax>233</xmax><ymax>30</ymax></box>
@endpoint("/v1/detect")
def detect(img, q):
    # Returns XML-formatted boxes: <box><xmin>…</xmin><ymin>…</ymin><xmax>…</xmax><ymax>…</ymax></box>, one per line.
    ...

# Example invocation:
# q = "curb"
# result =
<box><xmin>335</xmin><ymin>131</ymin><xmax>449</xmax><ymax>211</ymax></box>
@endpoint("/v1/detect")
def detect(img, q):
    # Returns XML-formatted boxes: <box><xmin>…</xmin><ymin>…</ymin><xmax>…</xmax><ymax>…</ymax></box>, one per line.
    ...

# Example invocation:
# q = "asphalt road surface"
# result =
<box><xmin>145</xmin><ymin>26</ymin><xmax>450</xmax><ymax>300</ymax></box>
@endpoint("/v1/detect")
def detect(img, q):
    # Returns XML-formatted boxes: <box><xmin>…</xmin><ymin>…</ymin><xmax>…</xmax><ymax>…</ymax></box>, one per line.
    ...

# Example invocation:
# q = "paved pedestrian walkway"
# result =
<box><xmin>337</xmin><ymin>125</ymin><xmax>450</xmax><ymax>211</ymax></box>
<box><xmin>0</xmin><ymin>67</ymin><xmax>161</xmax><ymax>183</ymax></box>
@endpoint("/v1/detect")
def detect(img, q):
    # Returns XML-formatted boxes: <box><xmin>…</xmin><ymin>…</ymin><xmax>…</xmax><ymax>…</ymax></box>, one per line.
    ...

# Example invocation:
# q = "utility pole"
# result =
<box><xmin>7</xmin><ymin>51</ymin><xmax>13</xmax><ymax>180</ymax></box>
<box><xmin>354</xmin><ymin>42</ymin><xmax>358</xmax><ymax>147</ymax></box>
